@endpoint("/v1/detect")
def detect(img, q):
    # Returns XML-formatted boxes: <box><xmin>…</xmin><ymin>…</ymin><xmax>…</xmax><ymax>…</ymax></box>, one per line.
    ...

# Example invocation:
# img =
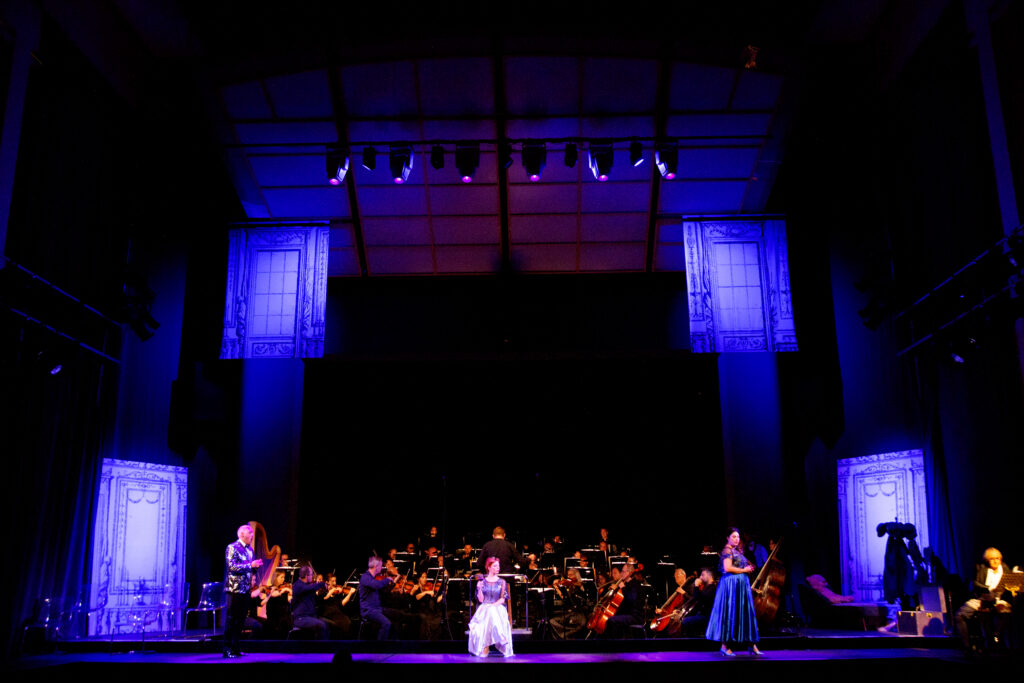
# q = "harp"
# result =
<box><xmin>249</xmin><ymin>520</ymin><xmax>282</xmax><ymax>588</ymax></box>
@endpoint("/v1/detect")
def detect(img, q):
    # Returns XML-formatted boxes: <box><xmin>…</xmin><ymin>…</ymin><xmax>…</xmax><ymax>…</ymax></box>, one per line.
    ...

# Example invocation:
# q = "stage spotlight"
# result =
<box><xmin>655</xmin><ymin>142</ymin><xmax>678</xmax><ymax>180</ymax></box>
<box><xmin>389</xmin><ymin>146</ymin><xmax>413</xmax><ymax>184</ymax></box>
<box><xmin>522</xmin><ymin>142</ymin><xmax>547</xmax><ymax>182</ymax></box>
<box><xmin>455</xmin><ymin>143</ymin><xmax>480</xmax><ymax>183</ymax></box>
<box><xmin>564</xmin><ymin>143</ymin><xmax>578</xmax><ymax>168</ymax></box>
<box><xmin>630</xmin><ymin>141</ymin><xmax>644</xmax><ymax>167</ymax></box>
<box><xmin>588</xmin><ymin>143</ymin><xmax>613</xmax><ymax>182</ymax></box>
<box><xmin>326</xmin><ymin>148</ymin><xmax>349</xmax><ymax>185</ymax></box>
<box><xmin>430</xmin><ymin>144</ymin><xmax>445</xmax><ymax>170</ymax></box>
<box><xmin>500</xmin><ymin>144</ymin><xmax>514</xmax><ymax>170</ymax></box>
<box><xmin>362</xmin><ymin>146</ymin><xmax>377</xmax><ymax>171</ymax></box>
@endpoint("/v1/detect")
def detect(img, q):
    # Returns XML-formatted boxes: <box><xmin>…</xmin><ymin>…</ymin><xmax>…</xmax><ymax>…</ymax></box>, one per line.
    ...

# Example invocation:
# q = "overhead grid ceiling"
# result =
<box><xmin>218</xmin><ymin>55</ymin><xmax>785</xmax><ymax>277</ymax></box>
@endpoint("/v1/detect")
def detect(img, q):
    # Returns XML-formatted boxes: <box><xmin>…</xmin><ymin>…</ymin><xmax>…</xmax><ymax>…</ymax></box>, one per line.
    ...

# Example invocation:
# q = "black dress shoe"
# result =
<box><xmin>223</xmin><ymin>650</ymin><xmax>241</xmax><ymax>659</ymax></box>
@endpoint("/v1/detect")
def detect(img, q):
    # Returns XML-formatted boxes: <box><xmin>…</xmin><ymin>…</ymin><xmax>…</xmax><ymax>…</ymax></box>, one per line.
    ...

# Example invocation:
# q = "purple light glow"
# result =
<box><xmin>329</xmin><ymin>178</ymin><xmax>340</xmax><ymax>185</ymax></box>
<box><xmin>530</xmin><ymin>174</ymin><xmax>540</xmax><ymax>182</ymax></box>
<box><xmin>598</xmin><ymin>175</ymin><xmax>608</xmax><ymax>182</ymax></box>
<box><xmin>664</xmin><ymin>172</ymin><xmax>675</xmax><ymax>180</ymax></box>
<box><xmin>394</xmin><ymin>177</ymin><xmax>404</xmax><ymax>184</ymax></box>
<box><xmin>461</xmin><ymin>176</ymin><xmax>472</xmax><ymax>183</ymax></box>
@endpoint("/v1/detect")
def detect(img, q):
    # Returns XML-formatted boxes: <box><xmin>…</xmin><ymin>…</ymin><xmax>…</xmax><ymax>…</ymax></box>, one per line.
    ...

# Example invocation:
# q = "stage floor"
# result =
<box><xmin>13</xmin><ymin>628</ymin><xmax>1020</xmax><ymax>680</ymax></box>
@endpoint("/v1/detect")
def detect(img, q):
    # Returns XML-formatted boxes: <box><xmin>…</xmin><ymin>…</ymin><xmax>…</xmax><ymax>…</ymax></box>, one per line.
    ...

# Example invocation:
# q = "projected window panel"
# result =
<box><xmin>251</xmin><ymin>250</ymin><xmax>300</xmax><ymax>337</ymax></box>
<box><xmin>682</xmin><ymin>219</ymin><xmax>797</xmax><ymax>352</ymax></box>
<box><xmin>221</xmin><ymin>225</ymin><xmax>330</xmax><ymax>358</ymax></box>
<box><xmin>714</xmin><ymin>242</ymin><xmax>765</xmax><ymax>332</ymax></box>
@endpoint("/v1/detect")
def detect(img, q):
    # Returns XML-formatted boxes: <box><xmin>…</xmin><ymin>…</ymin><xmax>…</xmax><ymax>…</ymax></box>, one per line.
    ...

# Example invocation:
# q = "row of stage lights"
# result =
<box><xmin>326</xmin><ymin>141</ymin><xmax>680</xmax><ymax>186</ymax></box>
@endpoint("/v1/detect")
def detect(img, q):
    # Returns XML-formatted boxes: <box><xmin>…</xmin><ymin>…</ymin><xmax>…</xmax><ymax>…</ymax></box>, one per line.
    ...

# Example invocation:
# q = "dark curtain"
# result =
<box><xmin>1</xmin><ymin>322</ymin><xmax>117</xmax><ymax>659</ymax></box>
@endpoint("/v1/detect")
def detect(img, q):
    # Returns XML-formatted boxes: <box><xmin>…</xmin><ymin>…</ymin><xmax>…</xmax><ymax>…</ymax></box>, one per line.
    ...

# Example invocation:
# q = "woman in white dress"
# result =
<box><xmin>468</xmin><ymin>556</ymin><xmax>514</xmax><ymax>657</ymax></box>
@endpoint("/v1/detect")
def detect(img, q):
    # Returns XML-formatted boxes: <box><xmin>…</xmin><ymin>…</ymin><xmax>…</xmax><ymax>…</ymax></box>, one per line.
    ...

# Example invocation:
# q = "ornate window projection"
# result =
<box><xmin>88</xmin><ymin>459</ymin><xmax>188</xmax><ymax>636</ymax></box>
<box><xmin>221</xmin><ymin>224</ymin><xmax>329</xmax><ymax>359</ymax></box>
<box><xmin>837</xmin><ymin>450</ymin><xmax>929</xmax><ymax>601</ymax></box>
<box><xmin>682</xmin><ymin>218</ymin><xmax>796</xmax><ymax>352</ymax></box>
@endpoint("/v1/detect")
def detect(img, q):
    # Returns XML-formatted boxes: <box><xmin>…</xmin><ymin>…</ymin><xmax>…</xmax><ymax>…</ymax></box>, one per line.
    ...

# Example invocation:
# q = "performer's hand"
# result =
<box><xmin>251</xmin><ymin>559</ymin><xmax>263</xmax><ymax>568</ymax></box>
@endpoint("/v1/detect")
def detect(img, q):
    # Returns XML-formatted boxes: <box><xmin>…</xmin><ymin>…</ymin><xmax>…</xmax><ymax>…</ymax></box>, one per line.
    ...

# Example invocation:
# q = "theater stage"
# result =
<box><xmin>13</xmin><ymin>629</ymin><xmax>1019</xmax><ymax>681</ymax></box>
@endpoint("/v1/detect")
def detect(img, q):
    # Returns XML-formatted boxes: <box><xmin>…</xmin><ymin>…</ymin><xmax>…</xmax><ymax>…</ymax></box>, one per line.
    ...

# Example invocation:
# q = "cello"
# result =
<box><xmin>750</xmin><ymin>538</ymin><xmax>786</xmax><ymax>627</ymax></box>
<box><xmin>649</xmin><ymin>572</ymin><xmax>697</xmax><ymax>634</ymax></box>
<box><xmin>587</xmin><ymin>563</ymin><xmax>642</xmax><ymax>635</ymax></box>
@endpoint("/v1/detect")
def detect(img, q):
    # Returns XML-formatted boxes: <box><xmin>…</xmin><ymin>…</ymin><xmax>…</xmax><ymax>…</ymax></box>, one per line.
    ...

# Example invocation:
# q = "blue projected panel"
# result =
<box><xmin>837</xmin><ymin>450</ymin><xmax>929</xmax><ymax>601</ymax></box>
<box><xmin>221</xmin><ymin>225</ymin><xmax>330</xmax><ymax>358</ymax></box>
<box><xmin>88</xmin><ymin>459</ymin><xmax>188</xmax><ymax>636</ymax></box>
<box><xmin>680</xmin><ymin>219</ymin><xmax>796</xmax><ymax>352</ymax></box>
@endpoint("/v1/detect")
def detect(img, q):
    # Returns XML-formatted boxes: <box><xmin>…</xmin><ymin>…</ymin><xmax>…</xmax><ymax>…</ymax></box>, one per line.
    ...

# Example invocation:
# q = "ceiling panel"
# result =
<box><xmin>346</xmin><ymin>119</ymin><xmax>424</xmax><ymax>144</ymax></box>
<box><xmin>330</xmin><ymin>226</ymin><xmax>355</xmax><ymax>248</ymax></box>
<box><xmin>356</xmin><ymin>186</ymin><xmax>429</xmax><ymax>216</ymax></box>
<box><xmin>247</xmin><ymin>154</ymin><xmax>323</xmax><ymax>186</ymax></box>
<box><xmin>328</xmin><ymin>248</ymin><xmax>361</xmax><ymax>276</ymax></box>
<box><xmin>666</xmin><ymin>113</ymin><xmax>773</xmax><ymax>138</ymax></box>
<box><xmin>678</xmin><ymin>147</ymin><xmax>760</xmax><ymax>178</ymax></box>
<box><xmin>234</xmin><ymin>121</ymin><xmax>336</xmax><ymax>144</ymax></box>
<box><xmin>513</xmin><ymin>244</ymin><xmax>577</xmax><ymax>272</ymax></box>
<box><xmin>427</xmin><ymin>185</ymin><xmax>499</xmax><ymax>215</ymax></box>
<box><xmin>509</xmin><ymin>184</ymin><xmax>579</xmax><ymax>215</ymax></box>
<box><xmin>659</xmin><ymin>180</ymin><xmax>749</xmax><ymax>213</ymax></box>
<box><xmin>668</xmin><ymin>63</ymin><xmax>736</xmax><ymax>110</ymax></box>
<box><xmin>580</xmin><ymin>213</ymin><xmax>649</xmax><ymax>243</ymax></box>
<box><xmin>417</xmin><ymin>58</ymin><xmax>494</xmax><ymax>117</ymax></box>
<box><xmin>510</xmin><ymin>215</ymin><xmax>578</xmax><ymax>244</ymax></box>
<box><xmin>505</xmin><ymin>57</ymin><xmax>580</xmax><ymax>116</ymax></box>
<box><xmin>580</xmin><ymin>182</ymin><xmax>650</xmax><ymax>213</ymax></box>
<box><xmin>582</xmin><ymin>58</ymin><xmax>658</xmax><ymax>114</ymax></box>
<box><xmin>435</xmin><ymin>246</ymin><xmax>501</xmax><ymax>273</ymax></box>
<box><xmin>366</xmin><ymin>246</ymin><xmax>435</xmax><ymax>275</ymax></box>
<box><xmin>362</xmin><ymin>217</ymin><xmax>432</xmax><ymax>246</ymax></box>
<box><xmin>432</xmin><ymin>216</ymin><xmax>500</xmax><ymax>245</ymax></box>
<box><xmin>580</xmin><ymin>243</ymin><xmax>646</xmax><ymax>271</ymax></box>
<box><xmin>340</xmin><ymin>61</ymin><xmax>419</xmax><ymax>118</ymax></box>
<box><xmin>220</xmin><ymin>81</ymin><xmax>273</xmax><ymax>119</ymax></box>
<box><xmin>263</xmin><ymin>69</ymin><xmax>333</xmax><ymax>118</ymax></box>
<box><xmin>261</xmin><ymin>187</ymin><xmax>350</xmax><ymax>217</ymax></box>
<box><xmin>506</xmin><ymin>117</ymin><xmax>580</xmax><ymax>141</ymax></box>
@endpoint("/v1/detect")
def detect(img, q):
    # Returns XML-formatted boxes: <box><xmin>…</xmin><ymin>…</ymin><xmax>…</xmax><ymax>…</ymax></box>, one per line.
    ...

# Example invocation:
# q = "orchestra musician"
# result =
<box><xmin>477</xmin><ymin>527</ymin><xmax>533</xmax><ymax>574</ymax></box>
<box><xmin>706</xmin><ymin>528</ymin><xmax>762</xmax><ymax>656</ymax></box>
<box><xmin>291</xmin><ymin>565</ymin><xmax>330</xmax><ymax>639</ymax></box>
<box><xmin>359</xmin><ymin>556</ymin><xmax>396</xmax><ymax>640</ymax></box>
<box><xmin>319</xmin><ymin>573</ymin><xmax>354</xmax><ymax>638</ymax></box>
<box><xmin>601</xmin><ymin>560</ymin><xmax>645</xmax><ymax>639</ymax></box>
<box><xmin>411</xmin><ymin>571</ymin><xmax>446</xmax><ymax>640</ymax></box>
<box><xmin>223</xmin><ymin>524</ymin><xmax>263</xmax><ymax>658</ymax></box>
<box><xmin>678</xmin><ymin>567</ymin><xmax>718</xmax><ymax>636</ymax></box>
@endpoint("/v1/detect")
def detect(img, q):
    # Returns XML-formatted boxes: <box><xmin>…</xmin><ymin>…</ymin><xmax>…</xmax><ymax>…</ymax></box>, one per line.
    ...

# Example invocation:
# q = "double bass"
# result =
<box><xmin>751</xmin><ymin>538</ymin><xmax>786</xmax><ymax>626</ymax></box>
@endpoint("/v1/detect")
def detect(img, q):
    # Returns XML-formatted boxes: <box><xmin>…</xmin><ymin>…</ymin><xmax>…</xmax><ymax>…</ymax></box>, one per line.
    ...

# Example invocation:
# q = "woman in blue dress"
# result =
<box><xmin>705</xmin><ymin>527</ymin><xmax>763</xmax><ymax>656</ymax></box>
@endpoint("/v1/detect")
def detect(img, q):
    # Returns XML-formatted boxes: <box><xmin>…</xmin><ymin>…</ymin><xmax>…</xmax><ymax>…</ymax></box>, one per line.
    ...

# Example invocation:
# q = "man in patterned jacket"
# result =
<box><xmin>223</xmin><ymin>524</ymin><xmax>262</xmax><ymax>658</ymax></box>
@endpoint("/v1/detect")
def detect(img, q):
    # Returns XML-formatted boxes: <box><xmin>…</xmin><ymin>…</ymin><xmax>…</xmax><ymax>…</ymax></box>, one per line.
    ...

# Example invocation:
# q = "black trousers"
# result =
<box><xmin>223</xmin><ymin>592</ymin><xmax>250</xmax><ymax>653</ymax></box>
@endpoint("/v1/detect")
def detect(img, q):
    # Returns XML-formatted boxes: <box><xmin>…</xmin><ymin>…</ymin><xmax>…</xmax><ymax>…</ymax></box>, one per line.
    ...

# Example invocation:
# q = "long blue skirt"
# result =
<box><xmin>705</xmin><ymin>573</ymin><xmax>759</xmax><ymax>643</ymax></box>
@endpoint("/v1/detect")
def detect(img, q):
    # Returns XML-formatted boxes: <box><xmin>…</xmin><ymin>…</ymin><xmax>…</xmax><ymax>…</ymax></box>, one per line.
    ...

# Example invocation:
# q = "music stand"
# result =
<box><xmin>999</xmin><ymin>572</ymin><xmax>1024</xmax><ymax>597</ymax></box>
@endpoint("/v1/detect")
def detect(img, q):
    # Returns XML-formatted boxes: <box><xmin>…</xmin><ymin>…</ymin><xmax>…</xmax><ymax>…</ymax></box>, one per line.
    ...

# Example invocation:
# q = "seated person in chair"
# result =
<box><xmin>955</xmin><ymin>547</ymin><xmax>1013</xmax><ymax>652</ymax></box>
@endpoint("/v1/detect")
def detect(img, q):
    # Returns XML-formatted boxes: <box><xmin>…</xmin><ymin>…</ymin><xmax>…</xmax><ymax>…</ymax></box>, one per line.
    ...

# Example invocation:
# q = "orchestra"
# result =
<box><xmin>227</xmin><ymin>522</ymin><xmax>786</xmax><ymax>645</ymax></box>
